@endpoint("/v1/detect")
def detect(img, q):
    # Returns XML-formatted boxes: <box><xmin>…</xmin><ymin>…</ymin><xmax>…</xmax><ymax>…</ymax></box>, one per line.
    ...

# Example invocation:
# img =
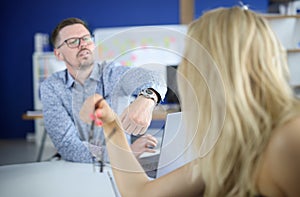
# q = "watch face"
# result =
<box><xmin>145</xmin><ymin>89</ymin><xmax>153</xmax><ymax>95</ymax></box>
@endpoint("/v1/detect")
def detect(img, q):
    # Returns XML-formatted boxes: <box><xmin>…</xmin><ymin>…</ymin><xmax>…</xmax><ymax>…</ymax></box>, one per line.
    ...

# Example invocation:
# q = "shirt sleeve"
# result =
<box><xmin>104</xmin><ymin>62</ymin><xmax>167</xmax><ymax>102</ymax></box>
<box><xmin>40</xmin><ymin>77</ymin><xmax>93</xmax><ymax>163</ymax></box>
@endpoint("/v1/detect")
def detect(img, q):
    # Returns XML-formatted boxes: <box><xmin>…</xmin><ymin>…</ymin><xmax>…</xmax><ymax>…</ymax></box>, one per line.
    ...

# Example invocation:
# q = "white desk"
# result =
<box><xmin>0</xmin><ymin>161</ymin><xmax>120</xmax><ymax>197</ymax></box>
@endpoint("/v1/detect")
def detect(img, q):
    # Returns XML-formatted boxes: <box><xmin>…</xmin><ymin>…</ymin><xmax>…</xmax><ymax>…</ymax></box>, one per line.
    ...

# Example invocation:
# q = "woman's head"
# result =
<box><xmin>178</xmin><ymin>6</ymin><xmax>294</xmax><ymax>196</ymax></box>
<box><xmin>180</xmin><ymin>6</ymin><xmax>291</xmax><ymax>117</ymax></box>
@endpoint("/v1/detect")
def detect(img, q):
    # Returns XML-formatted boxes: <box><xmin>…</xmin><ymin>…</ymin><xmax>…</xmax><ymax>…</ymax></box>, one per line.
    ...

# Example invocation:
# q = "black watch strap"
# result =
<box><xmin>138</xmin><ymin>88</ymin><xmax>160</xmax><ymax>104</ymax></box>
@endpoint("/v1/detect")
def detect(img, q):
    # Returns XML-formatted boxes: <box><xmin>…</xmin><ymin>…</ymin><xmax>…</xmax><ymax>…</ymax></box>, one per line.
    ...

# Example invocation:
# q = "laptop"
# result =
<box><xmin>156</xmin><ymin>112</ymin><xmax>195</xmax><ymax>178</ymax></box>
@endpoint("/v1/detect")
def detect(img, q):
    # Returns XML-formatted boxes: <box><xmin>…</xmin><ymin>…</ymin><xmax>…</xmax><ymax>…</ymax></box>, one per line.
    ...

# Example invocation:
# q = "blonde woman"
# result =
<box><xmin>81</xmin><ymin>6</ymin><xmax>300</xmax><ymax>196</ymax></box>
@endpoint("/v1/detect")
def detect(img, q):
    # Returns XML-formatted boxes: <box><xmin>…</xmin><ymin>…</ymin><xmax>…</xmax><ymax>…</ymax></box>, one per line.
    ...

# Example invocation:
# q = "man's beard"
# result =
<box><xmin>64</xmin><ymin>54</ymin><xmax>94</xmax><ymax>82</ymax></box>
<box><xmin>78</xmin><ymin>57</ymin><xmax>94</xmax><ymax>71</ymax></box>
<box><xmin>76</xmin><ymin>48</ymin><xmax>95</xmax><ymax>71</ymax></box>
<box><xmin>75</xmin><ymin>56</ymin><xmax>94</xmax><ymax>81</ymax></box>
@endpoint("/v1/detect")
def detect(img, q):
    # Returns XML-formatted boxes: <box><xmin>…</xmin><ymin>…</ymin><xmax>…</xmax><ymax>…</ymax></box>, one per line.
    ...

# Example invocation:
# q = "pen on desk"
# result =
<box><xmin>90</xmin><ymin>97</ymin><xmax>116</xmax><ymax>173</ymax></box>
<box><xmin>89</xmin><ymin>120</ymin><xmax>95</xmax><ymax>141</ymax></box>
<box><xmin>107</xmin><ymin>171</ymin><xmax>119</xmax><ymax>197</ymax></box>
<box><xmin>99</xmin><ymin>127</ymin><xmax>117</xmax><ymax>173</ymax></box>
<box><xmin>89</xmin><ymin>98</ymin><xmax>103</xmax><ymax>172</ymax></box>
<box><xmin>100</xmin><ymin>160</ymin><xmax>104</xmax><ymax>173</ymax></box>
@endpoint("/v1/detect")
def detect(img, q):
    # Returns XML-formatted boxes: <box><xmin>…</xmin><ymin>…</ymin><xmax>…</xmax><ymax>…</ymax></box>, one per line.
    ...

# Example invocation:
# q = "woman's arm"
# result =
<box><xmin>80</xmin><ymin>94</ymin><xmax>205</xmax><ymax>197</ymax></box>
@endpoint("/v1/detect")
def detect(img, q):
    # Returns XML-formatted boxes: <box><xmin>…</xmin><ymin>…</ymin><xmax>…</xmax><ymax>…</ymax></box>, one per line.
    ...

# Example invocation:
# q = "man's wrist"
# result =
<box><xmin>138</xmin><ymin>88</ymin><xmax>160</xmax><ymax>104</ymax></box>
<box><xmin>148</xmin><ymin>88</ymin><xmax>161</xmax><ymax>104</ymax></box>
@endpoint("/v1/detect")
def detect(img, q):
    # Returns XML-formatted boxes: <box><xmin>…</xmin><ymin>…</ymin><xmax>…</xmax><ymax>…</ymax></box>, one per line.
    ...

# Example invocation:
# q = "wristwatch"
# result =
<box><xmin>138</xmin><ymin>88</ymin><xmax>158</xmax><ymax>104</ymax></box>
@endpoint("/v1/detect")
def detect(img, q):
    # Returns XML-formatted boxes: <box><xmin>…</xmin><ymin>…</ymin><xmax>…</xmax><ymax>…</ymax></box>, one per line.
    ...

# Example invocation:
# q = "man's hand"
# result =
<box><xmin>130</xmin><ymin>134</ymin><xmax>158</xmax><ymax>158</ymax></box>
<box><xmin>120</xmin><ymin>96</ymin><xmax>156</xmax><ymax>135</ymax></box>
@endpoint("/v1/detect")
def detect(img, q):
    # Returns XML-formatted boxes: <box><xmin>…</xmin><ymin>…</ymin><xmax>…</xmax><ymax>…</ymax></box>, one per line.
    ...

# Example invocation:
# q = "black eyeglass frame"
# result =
<box><xmin>56</xmin><ymin>34</ymin><xmax>94</xmax><ymax>49</ymax></box>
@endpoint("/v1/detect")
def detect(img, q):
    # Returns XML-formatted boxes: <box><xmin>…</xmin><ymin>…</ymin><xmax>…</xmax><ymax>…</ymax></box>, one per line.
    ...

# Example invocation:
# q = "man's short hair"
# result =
<box><xmin>51</xmin><ymin>17</ymin><xmax>90</xmax><ymax>48</ymax></box>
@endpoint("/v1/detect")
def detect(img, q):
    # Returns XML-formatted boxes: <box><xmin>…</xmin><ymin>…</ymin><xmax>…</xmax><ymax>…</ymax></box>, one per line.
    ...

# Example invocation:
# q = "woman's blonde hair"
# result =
<box><xmin>178</xmin><ymin>6</ymin><xmax>299</xmax><ymax>196</ymax></box>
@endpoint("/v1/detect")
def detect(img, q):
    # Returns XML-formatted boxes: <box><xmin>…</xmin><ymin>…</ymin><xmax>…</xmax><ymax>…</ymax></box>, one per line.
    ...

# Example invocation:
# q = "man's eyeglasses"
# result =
<box><xmin>56</xmin><ymin>34</ymin><xmax>94</xmax><ymax>49</ymax></box>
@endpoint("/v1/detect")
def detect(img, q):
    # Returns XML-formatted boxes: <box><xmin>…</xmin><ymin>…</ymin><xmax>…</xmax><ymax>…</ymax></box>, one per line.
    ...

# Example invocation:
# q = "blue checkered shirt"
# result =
<box><xmin>40</xmin><ymin>61</ymin><xmax>167</xmax><ymax>163</ymax></box>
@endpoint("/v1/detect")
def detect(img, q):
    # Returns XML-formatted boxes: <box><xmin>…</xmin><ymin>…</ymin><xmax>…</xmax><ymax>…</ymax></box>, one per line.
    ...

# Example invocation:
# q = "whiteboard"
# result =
<box><xmin>93</xmin><ymin>25</ymin><xmax>187</xmax><ymax>67</ymax></box>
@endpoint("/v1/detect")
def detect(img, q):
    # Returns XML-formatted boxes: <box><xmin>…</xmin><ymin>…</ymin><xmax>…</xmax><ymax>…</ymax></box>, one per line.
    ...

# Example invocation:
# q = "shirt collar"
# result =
<box><xmin>89</xmin><ymin>62</ymin><xmax>103</xmax><ymax>82</ymax></box>
<box><xmin>65</xmin><ymin>71</ymin><xmax>75</xmax><ymax>88</ymax></box>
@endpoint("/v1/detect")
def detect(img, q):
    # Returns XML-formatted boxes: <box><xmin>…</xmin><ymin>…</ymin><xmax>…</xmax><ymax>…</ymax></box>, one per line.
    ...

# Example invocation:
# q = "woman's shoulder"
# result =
<box><xmin>259</xmin><ymin>115</ymin><xmax>300</xmax><ymax>196</ymax></box>
<box><xmin>271</xmin><ymin>115</ymin><xmax>300</xmax><ymax>154</ymax></box>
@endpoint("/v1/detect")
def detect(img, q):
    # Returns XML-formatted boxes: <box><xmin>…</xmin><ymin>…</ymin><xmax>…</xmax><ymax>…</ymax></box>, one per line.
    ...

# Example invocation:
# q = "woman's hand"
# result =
<box><xmin>80</xmin><ymin>94</ymin><xmax>116</xmax><ymax>126</ymax></box>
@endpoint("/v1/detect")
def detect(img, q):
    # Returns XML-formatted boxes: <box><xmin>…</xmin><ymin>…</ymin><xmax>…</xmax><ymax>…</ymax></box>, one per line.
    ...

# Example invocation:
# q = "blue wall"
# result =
<box><xmin>195</xmin><ymin>0</ymin><xmax>268</xmax><ymax>18</ymax></box>
<box><xmin>0</xmin><ymin>0</ymin><xmax>267</xmax><ymax>138</ymax></box>
<box><xmin>0</xmin><ymin>0</ymin><xmax>179</xmax><ymax>138</ymax></box>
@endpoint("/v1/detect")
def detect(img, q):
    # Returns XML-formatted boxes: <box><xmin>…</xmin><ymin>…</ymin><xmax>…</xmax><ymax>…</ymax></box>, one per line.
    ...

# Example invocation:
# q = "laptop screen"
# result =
<box><xmin>156</xmin><ymin>112</ymin><xmax>194</xmax><ymax>178</ymax></box>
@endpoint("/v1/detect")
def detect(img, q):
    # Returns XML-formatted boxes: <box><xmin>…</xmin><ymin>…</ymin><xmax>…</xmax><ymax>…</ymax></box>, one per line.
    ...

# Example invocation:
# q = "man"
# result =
<box><xmin>40</xmin><ymin>18</ymin><xmax>167</xmax><ymax>163</ymax></box>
